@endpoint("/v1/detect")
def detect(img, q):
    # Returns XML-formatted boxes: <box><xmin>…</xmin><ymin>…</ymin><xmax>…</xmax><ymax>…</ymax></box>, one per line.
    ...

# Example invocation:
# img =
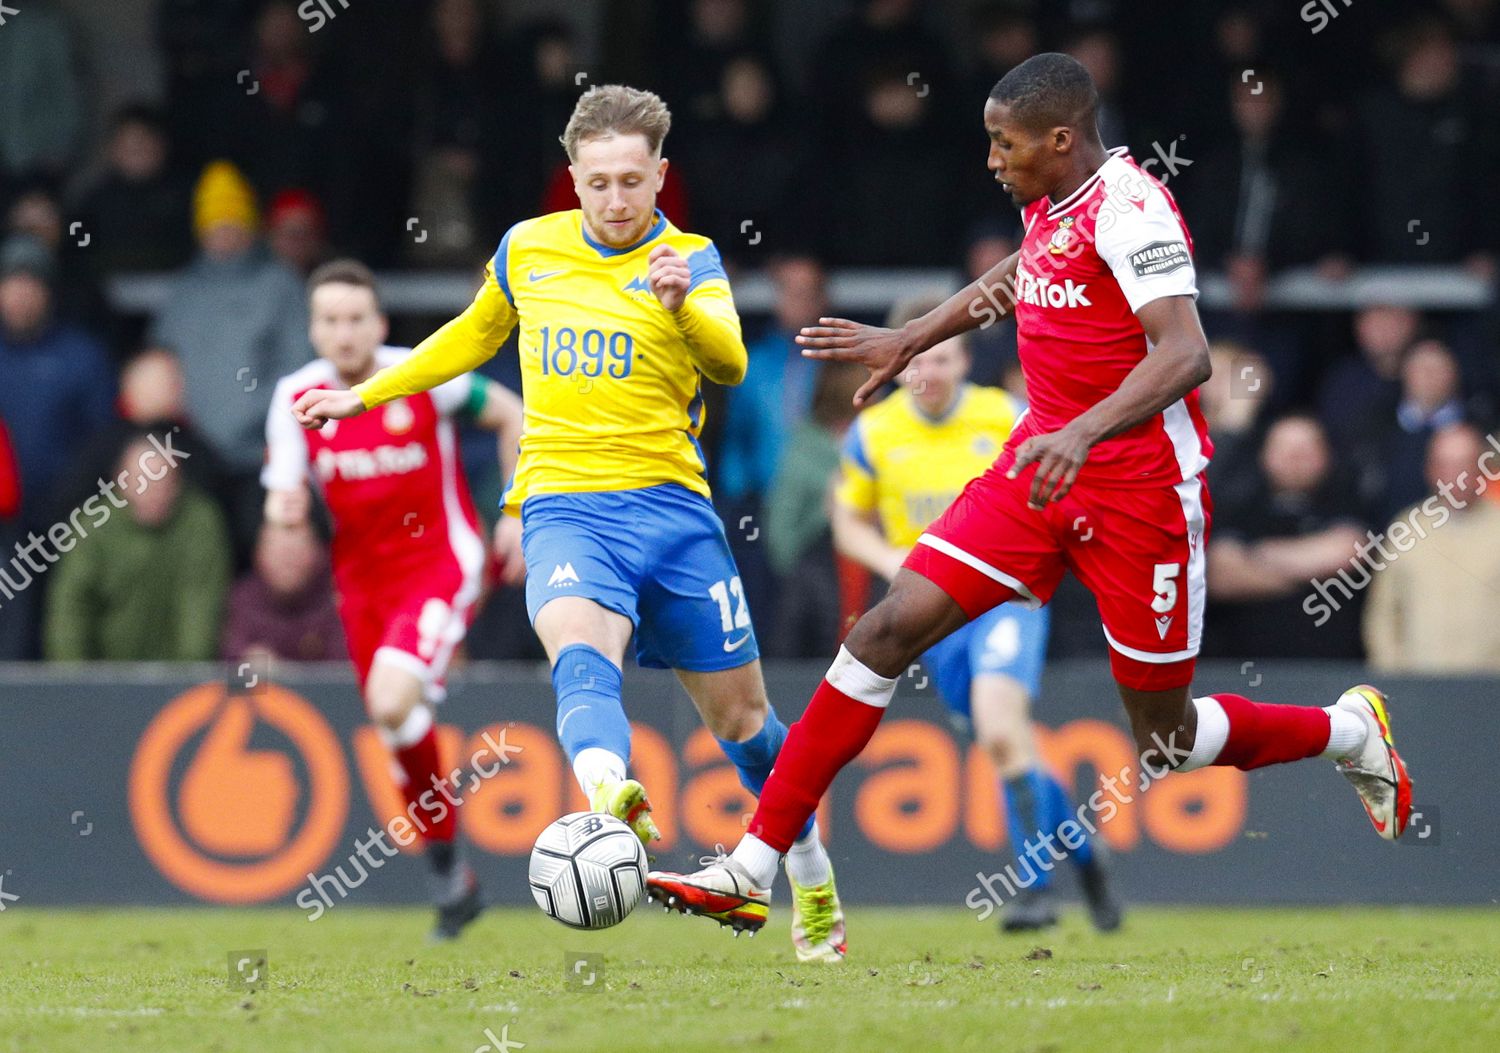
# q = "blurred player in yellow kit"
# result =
<box><xmin>293</xmin><ymin>85</ymin><xmax>845</xmax><ymax>961</ymax></box>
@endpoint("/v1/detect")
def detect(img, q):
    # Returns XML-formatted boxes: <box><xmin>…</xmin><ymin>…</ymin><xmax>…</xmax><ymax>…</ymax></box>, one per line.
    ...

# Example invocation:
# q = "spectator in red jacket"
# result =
<box><xmin>0</xmin><ymin>414</ymin><xmax>24</xmax><ymax>658</ymax></box>
<box><xmin>0</xmin><ymin>415</ymin><xmax>19</xmax><ymax>520</ymax></box>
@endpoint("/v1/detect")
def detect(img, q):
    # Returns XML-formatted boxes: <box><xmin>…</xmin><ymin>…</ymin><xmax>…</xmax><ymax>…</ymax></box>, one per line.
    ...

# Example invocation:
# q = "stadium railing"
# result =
<box><xmin>108</xmin><ymin>265</ymin><xmax>1494</xmax><ymax>317</ymax></box>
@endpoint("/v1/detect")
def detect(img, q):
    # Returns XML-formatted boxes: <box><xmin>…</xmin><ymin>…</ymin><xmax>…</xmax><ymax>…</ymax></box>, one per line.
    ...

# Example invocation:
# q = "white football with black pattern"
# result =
<box><xmin>528</xmin><ymin>811</ymin><xmax>648</xmax><ymax>929</ymax></box>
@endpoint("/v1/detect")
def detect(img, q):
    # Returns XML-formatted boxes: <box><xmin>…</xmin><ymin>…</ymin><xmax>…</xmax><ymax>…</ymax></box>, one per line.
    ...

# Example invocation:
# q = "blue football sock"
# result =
<box><xmin>1040</xmin><ymin>768</ymin><xmax>1094</xmax><ymax>867</ymax></box>
<box><xmin>551</xmin><ymin>644</ymin><xmax>630</xmax><ymax>765</ymax></box>
<box><xmin>1003</xmin><ymin>770</ymin><xmax>1054</xmax><ymax>891</ymax></box>
<box><xmin>716</xmin><ymin>707</ymin><xmax>816</xmax><ymax>843</ymax></box>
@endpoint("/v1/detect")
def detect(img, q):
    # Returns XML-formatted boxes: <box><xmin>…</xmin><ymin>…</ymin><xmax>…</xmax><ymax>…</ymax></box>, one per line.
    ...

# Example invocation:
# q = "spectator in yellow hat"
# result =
<box><xmin>148</xmin><ymin>160</ymin><xmax>309</xmax><ymax>568</ymax></box>
<box><xmin>193</xmin><ymin>160</ymin><xmax>261</xmax><ymax>260</ymax></box>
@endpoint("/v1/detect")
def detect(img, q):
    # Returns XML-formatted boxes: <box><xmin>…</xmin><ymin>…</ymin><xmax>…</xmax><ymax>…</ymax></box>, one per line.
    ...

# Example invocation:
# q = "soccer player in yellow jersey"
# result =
<box><xmin>292</xmin><ymin>85</ymin><xmax>845</xmax><ymax>960</ymax></box>
<box><xmin>831</xmin><ymin>297</ymin><xmax>1120</xmax><ymax>933</ymax></box>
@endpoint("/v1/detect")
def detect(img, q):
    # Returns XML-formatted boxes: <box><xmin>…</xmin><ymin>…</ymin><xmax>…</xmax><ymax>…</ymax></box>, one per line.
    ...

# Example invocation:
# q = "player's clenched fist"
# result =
<box><xmin>647</xmin><ymin>243</ymin><xmax>690</xmax><ymax>312</ymax></box>
<box><xmin>292</xmin><ymin>387</ymin><xmax>366</xmax><ymax>430</ymax></box>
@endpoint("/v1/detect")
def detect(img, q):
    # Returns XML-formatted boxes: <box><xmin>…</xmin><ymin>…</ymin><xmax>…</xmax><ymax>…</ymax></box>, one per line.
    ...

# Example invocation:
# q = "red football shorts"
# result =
<box><xmin>904</xmin><ymin>464</ymin><xmax>1211</xmax><ymax>690</ymax></box>
<box><xmin>338</xmin><ymin>563</ymin><xmax>480</xmax><ymax>704</ymax></box>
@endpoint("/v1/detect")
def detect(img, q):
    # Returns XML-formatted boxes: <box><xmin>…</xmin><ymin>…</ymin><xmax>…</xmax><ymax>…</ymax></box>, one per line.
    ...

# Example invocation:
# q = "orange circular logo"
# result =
<box><xmin>129</xmin><ymin>683</ymin><xmax>349</xmax><ymax>903</ymax></box>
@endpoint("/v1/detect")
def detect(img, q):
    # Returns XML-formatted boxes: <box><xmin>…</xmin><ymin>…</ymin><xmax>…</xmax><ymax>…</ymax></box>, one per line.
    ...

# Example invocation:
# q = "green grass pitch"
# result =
<box><xmin>2</xmin><ymin>906</ymin><xmax>1496</xmax><ymax>1052</ymax></box>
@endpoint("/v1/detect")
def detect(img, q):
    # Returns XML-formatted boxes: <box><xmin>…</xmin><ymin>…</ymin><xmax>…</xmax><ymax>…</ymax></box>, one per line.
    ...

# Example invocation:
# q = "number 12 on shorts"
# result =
<box><xmin>708</xmin><ymin>576</ymin><xmax>752</xmax><ymax>631</ymax></box>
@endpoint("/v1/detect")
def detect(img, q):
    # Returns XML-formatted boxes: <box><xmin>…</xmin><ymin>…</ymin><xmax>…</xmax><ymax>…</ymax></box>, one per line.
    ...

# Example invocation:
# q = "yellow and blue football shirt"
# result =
<box><xmin>838</xmin><ymin>383</ymin><xmax>1049</xmax><ymax>712</ymax></box>
<box><xmin>353</xmin><ymin>208</ymin><xmax>746</xmax><ymax>515</ymax></box>
<box><xmin>836</xmin><ymin>383</ymin><xmax>1021</xmax><ymax>548</ymax></box>
<box><xmin>838</xmin><ymin>382</ymin><xmax>1077</xmax><ymax>874</ymax></box>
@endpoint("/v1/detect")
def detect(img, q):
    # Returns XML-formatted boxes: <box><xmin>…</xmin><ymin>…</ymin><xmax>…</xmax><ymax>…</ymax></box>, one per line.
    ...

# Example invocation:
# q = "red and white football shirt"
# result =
<box><xmin>906</xmin><ymin>150</ymin><xmax>1217</xmax><ymax>687</ymax></box>
<box><xmin>997</xmin><ymin>147</ymin><xmax>1213</xmax><ymax>488</ymax></box>
<box><xmin>262</xmin><ymin>347</ymin><xmax>487</xmax><ymax>697</ymax></box>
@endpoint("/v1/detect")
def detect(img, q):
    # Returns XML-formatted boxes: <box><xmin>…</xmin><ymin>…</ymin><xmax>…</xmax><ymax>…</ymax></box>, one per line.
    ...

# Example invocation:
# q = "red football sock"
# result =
<box><xmin>395</xmin><ymin>726</ymin><xmax>457</xmax><ymax>843</ymax></box>
<box><xmin>748</xmin><ymin>649</ymin><xmax>895</xmax><ymax>852</ymax></box>
<box><xmin>1212</xmin><ymin>692</ymin><xmax>1332</xmax><ymax>770</ymax></box>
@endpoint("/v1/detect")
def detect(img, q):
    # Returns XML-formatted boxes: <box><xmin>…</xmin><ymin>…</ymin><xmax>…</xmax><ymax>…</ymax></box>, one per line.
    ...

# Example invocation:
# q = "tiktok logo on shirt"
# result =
<box><xmin>1014</xmin><ymin>263</ymin><xmax>1092</xmax><ymax>309</ymax></box>
<box><xmin>314</xmin><ymin>442</ymin><xmax>429</xmax><ymax>483</ymax></box>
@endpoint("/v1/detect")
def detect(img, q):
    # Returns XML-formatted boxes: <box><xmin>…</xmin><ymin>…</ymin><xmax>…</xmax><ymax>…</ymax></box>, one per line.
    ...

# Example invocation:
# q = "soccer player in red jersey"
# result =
<box><xmin>262</xmin><ymin>260</ymin><xmax>523</xmax><ymax>940</ymax></box>
<box><xmin>649</xmin><ymin>53</ymin><xmax>1413</xmax><ymax>931</ymax></box>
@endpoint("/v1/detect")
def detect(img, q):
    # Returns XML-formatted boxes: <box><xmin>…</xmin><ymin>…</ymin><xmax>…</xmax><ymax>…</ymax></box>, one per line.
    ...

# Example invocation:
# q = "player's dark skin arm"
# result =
<box><xmin>797</xmin><ymin>251</ymin><xmax>1020</xmax><ymax>406</ymax></box>
<box><xmin>1009</xmin><ymin>294</ymin><xmax>1211</xmax><ymax>509</ymax></box>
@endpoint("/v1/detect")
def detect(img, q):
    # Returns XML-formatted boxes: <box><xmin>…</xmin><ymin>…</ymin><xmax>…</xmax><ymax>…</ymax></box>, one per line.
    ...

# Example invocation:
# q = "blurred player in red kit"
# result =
<box><xmin>650</xmin><ymin>53</ymin><xmax>1413</xmax><ymax>933</ymax></box>
<box><xmin>262</xmin><ymin>260</ymin><xmax>523</xmax><ymax>940</ymax></box>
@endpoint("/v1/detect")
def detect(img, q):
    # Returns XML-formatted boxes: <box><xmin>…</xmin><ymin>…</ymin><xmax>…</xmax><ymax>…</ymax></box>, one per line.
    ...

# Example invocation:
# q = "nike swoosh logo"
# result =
<box><xmin>557</xmin><ymin>704</ymin><xmax>591</xmax><ymax>736</ymax></box>
<box><xmin>529</xmin><ymin>269</ymin><xmax>563</xmax><ymax>282</ymax></box>
<box><xmin>723</xmin><ymin>634</ymin><xmax>752</xmax><ymax>653</ymax></box>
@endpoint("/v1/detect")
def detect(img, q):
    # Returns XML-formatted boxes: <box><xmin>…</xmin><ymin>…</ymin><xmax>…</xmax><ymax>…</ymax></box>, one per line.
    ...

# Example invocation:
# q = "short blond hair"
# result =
<box><xmin>561</xmin><ymin>84</ymin><xmax>672</xmax><ymax>161</ymax></box>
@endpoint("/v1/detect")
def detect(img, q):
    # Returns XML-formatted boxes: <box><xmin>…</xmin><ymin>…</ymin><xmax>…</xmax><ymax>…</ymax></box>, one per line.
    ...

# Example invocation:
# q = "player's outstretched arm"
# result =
<box><xmin>1009</xmin><ymin>294</ymin><xmax>1211</xmax><ymax>508</ymax></box>
<box><xmin>352</xmin><ymin>260</ymin><xmax>519</xmax><ymax>414</ymax></box>
<box><xmin>799</xmin><ymin>251</ymin><xmax>1020</xmax><ymax>406</ymax></box>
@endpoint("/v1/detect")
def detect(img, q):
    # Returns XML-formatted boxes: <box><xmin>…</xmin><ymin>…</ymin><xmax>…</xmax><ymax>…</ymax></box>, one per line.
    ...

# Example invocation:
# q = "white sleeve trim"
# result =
<box><xmin>431</xmin><ymin>372</ymin><xmax>479</xmax><ymax>416</ymax></box>
<box><xmin>1094</xmin><ymin>181</ymin><xmax>1198</xmax><ymax>315</ymax></box>
<box><xmin>260</xmin><ymin>377</ymin><xmax>310</xmax><ymax>491</ymax></box>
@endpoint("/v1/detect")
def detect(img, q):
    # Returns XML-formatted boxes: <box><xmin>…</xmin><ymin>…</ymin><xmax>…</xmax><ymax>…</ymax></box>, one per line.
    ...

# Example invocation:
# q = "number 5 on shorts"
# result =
<box><xmin>1151</xmin><ymin>562</ymin><xmax>1180</xmax><ymax>614</ymax></box>
<box><xmin>708</xmin><ymin>576</ymin><xmax>752</xmax><ymax>631</ymax></box>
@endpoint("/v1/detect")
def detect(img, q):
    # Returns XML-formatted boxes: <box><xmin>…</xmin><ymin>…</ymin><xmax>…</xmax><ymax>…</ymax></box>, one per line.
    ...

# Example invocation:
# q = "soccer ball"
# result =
<box><xmin>528</xmin><ymin>811</ymin><xmax>648</xmax><ymax>929</ymax></box>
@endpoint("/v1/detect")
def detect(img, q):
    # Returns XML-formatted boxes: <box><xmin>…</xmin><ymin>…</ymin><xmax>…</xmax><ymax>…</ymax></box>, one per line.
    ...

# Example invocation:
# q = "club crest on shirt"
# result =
<box><xmin>1048</xmin><ymin>216</ymin><xmax>1077</xmax><ymax>255</ymax></box>
<box><xmin>623</xmin><ymin>275</ymin><xmax>652</xmax><ymax>295</ymax></box>
<box><xmin>383</xmin><ymin>398</ymin><xmax>415</xmax><ymax>435</ymax></box>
